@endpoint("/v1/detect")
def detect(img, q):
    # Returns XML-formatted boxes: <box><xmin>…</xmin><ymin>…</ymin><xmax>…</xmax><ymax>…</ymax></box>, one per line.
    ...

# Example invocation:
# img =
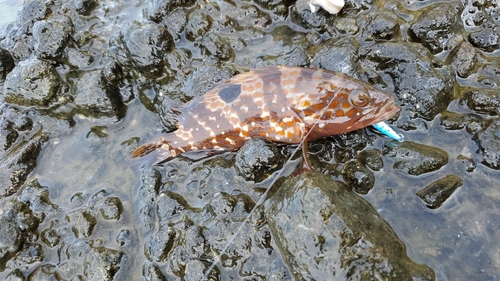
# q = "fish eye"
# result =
<box><xmin>350</xmin><ymin>90</ymin><xmax>370</xmax><ymax>107</ymax></box>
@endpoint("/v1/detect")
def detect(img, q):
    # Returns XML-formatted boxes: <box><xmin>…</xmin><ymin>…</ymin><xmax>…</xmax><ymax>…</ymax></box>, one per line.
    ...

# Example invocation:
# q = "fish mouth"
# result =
<box><xmin>373</xmin><ymin>102</ymin><xmax>400</xmax><ymax>124</ymax></box>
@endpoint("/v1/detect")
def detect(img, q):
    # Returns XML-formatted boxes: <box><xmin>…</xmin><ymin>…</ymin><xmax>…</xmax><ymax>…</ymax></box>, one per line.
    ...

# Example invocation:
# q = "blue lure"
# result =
<box><xmin>372</xmin><ymin>122</ymin><xmax>404</xmax><ymax>142</ymax></box>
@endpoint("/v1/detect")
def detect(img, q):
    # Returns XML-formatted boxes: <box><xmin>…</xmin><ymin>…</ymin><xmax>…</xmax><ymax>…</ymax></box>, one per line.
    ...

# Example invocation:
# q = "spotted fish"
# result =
<box><xmin>132</xmin><ymin>66</ymin><xmax>400</xmax><ymax>169</ymax></box>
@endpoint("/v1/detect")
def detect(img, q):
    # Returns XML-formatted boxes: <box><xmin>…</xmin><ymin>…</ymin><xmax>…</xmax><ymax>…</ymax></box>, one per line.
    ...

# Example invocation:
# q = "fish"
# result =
<box><xmin>132</xmin><ymin>65</ymin><xmax>400</xmax><ymax>169</ymax></box>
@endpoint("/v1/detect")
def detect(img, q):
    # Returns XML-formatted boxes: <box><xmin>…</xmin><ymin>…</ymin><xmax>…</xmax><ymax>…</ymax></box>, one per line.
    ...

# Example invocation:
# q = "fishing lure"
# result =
<box><xmin>372</xmin><ymin>121</ymin><xmax>404</xmax><ymax>142</ymax></box>
<box><xmin>132</xmin><ymin>66</ymin><xmax>401</xmax><ymax>169</ymax></box>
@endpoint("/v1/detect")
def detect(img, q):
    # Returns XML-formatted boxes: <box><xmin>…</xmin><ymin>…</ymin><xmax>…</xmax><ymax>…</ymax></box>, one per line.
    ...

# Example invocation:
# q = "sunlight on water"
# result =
<box><xmin>0</xmin><ymin>0</ymin><xmax>23</xmax><ymax>29</ymax></box>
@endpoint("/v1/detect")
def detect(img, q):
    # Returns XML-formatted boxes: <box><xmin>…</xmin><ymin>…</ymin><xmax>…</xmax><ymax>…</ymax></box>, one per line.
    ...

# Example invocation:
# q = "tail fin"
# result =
<box><xmin>130</xmin><ymin>134</ymin><xmax>174</xmax><ymax>170</ymax></box>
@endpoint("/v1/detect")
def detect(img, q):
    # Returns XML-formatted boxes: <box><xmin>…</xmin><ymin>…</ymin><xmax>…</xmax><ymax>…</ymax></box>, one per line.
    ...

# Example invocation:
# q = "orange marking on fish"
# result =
<box><xmin>132</xmin><ymin>66</ymin><xmax>400</xmax><ymax>168</ymax></box>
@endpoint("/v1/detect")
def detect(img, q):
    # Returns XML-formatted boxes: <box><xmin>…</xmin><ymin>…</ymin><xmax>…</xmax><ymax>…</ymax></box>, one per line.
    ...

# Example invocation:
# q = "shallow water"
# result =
<box><xmin>1</xmin><ymin>0</ymin><xmax>500</xmax><ymax>279</ymax></box>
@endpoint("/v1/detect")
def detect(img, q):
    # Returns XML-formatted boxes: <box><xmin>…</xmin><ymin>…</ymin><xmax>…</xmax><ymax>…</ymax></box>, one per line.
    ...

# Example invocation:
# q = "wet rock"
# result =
<box><xmin>144</xmin><ymin>229</ymin><xmax>176</xmax><ymax>262</ymax></box>
<box><xmin>110</xmin><ymin>21</ymin><xmax>173</xmax><ymax>78</ymax></box>
<box><xmin>0</xmin><ymin>121</ymin><xmax>18</xmax><ymax>150</ymax></box>
<box><xmin>468</xmin><ymin>28</ymin><xmax>500</xmax><ymax>52</ymax></box>
<box><xmin>144</xmin><ymin>0</ymin><xmax>197</xmax><ymax>23</ymax></box>
<box><xmin>472</xmin><ymin>119</ymin><xmax>500</xmax><ymax>169</ymax></box>
<box><xmin>456</xmin><ymin>154</ymin><xmax>476</xmax><ymax>173</ymax></box>
<box><xmin>408</xmin><ymin>4</ymin><xmax>463</xmax><ymax>54</ymax></box>
<box><xmin>198</xmin><ymin>33</ymin><xmax>235</xmax><ymax>62</ymax></box>
<box><xmin>0</xmin><ymin>133</ymin><xmax>49</xmax><ymax>198</ymax></box>
<box><xmin>28</xmin><ymin>265</ymin><xmax>61</xmax><ymax>280</ymax></box>
<box><xmin>253</xmin><ymin>0</ymin><xmax>294</xmax><ymax>17</ymax></box>
<box><xmin>98</xmin><ymin>197</ymin><xmax>123</xmax><ymax>220</ymax></box>
<box><xmin>440</xmin><ymin>110</ymin><xmax>488</xmax><ymax>134</ymax></box>
<box><xmin>0</xmin><ymin>48</ymin><xmax>14</xmax><ymax>83</ymax></box>
<box><xmin>382</xmin><ymin>141</ymin><xmax>448</xmax><ymax>175</ymax></box>
<box><xmin>358</xmin><ymin>148</ymin><xmax>384</xmax><ymax>171</ymax></box>
<box><xmin>18</xmin><ymin>179</ymin><xmax>59</xmax><ymax>213</ymax></box>
<box><xmin>235</xmin><ymin>138</ymin><xmax>282</xmax><ymax>182</ymax></box>
<box><xmin>292</xmin><ymin>0</ymin><xmax>334</xmax><ymax>30</ymax></box>
<box><xmin>66</xmin><ymin>209</ymin><xmax>97</xmax><ymax>238</ymax></box>
<box><xmin>143</xmin><ymin>262</ymin><xmax>167</xmax><ymax>281</ymax></box>
<box><xmin>83</xmin><ymin>246</ymin><xmax>124</xmax><ymax>280</ymax></box>
<box><xmin>461</xmin><ymin>0</ymin><xmax>500</xmax><ymax>30</ymax></box>
<box><xmin>310</xmin><ymin>37</ymin><xmax>360</xmax><ymax>78</ymax></box>
<box><xmin>185</xmin><ymin>11</ymin><xmax>212</xmax><ymax>42</ymax></box>
<box><xmin>360</xmin><ymin>42</ymin><xmax>454</xmax><ymax>120</ymax></box>
<box><xmin>265</xmin><ymin>171</ymin><xmax>435</xmax><ymax>280</ymax></box>
<box><xmin>460</xmin><ymin>89</ymin><xmax>500</xmax><ymax>116</ymax></box>
<box><xmin>361</xmin><ymin>11</ymin><xmax>400</xmax><ymax>41</ymax></box>
<box><xmin>3</xmin><ymin>58</ymin><xmax>62</xmax><ymax>107</ymax></box>
<box><xmin>450</xmin><ymin>41</ymin><xmax>477</xmax><ymax>78</ymax></box>
<box><xmin>417</xmin><ymin>175</ymin><xmax>463</xmax><ymax>209</ymax></box>
<box><xmin>0</xmin><ymin>200</ymin><xmax>39</xmax><ymax>271</ymax></box>
<box><xmin>73</xmin><ymin>70</ymin><xmax>126</xmax><ymax>119</ymax></box>
<box><xmin>17</xmin><ymin>243</ymin><xmax>43</xmax><ymax>264</ymax></box>
<box><xmin>20</xmin><ymin>0</ymin><xmax>49</xmax><ymax>34</ymax></box>
<box><xmin>74</xmin><ymin>0</ymin><xmax>98</xmax><ymax>15</ymax></box>
<box><xmin>41</xmin><ymin>227</ymin><xmax>61</xmax><ymax>248</ymax></box>
<box><xmin>180</xmin><ymin>65</ymin><xmax>232</xmax><ymax>100</ymax></box>
<box><xmin>137</xmin><ymin>168</ymin><xmax>163</xmax><ymax>232</ymax></box>
<box><xmin>342</xmin><ymin>160</ymin><xmax>375</xmax><ymax>194</ymax></box>
<box><xmin>33</xmin><ymin>16</ymin><xmax>74</xmax><ymax>60</ymax></box>
<box><xmin>332</xmin><ymin>17</ymin><xmax>359</xmax><ymax>35</ymax></box>
<box><xmin>5</xmin><ymin>269</ymin><xmax>25</xmax><ymax>280</ymax></box>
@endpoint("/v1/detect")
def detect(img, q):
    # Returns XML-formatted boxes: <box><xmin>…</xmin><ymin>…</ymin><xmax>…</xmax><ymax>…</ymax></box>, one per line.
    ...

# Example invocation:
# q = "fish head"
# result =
<box><xmin>313</xmin><ymin>78</ymin><xmax>400</xmax><ymax>134</ymax></box>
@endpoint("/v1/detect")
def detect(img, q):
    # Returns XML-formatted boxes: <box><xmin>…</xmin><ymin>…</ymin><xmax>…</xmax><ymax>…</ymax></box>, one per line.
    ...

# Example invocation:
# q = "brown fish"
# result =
<box><xmin>132</xmin><ymin>66</ymin><xmax>399</xmax><ymax>169</ymax></box>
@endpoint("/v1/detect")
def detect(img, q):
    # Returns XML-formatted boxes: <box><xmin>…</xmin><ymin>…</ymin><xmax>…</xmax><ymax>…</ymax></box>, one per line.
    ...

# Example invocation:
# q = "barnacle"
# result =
<box><xmin>308</xmin><ymin>0</ymin><xmax>344</xmax><ymax>14</ymax></box>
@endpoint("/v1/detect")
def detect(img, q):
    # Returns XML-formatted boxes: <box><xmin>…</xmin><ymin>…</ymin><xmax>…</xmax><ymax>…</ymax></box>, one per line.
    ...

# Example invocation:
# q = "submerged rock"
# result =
<box><xmin>472</xmin><ymin>119</ymin><xmax>500</xmax><ymax>170</ymax></box>
<box><xmin>265</xmin><ymin>171</ymin><xmax>435</xmax><ymax>280</ymax></box>
<box><xmin>3</xmin><ymin>58</ymin><xmax>62</xmax><ymax>107</ymax></box>
<box><xmin>417</xmin><ymin>175</ymin><xmax>463</xmax><ymax>209</ymax></box>
<box><xmin>235</xmin><ymin>138</ymin><xmax>283</xmax><ymax>182</ymax></box>
<box><xmin>382</xmin><ymin>141</ymin><xmax>448</xmax><ymax>176</ymax></box>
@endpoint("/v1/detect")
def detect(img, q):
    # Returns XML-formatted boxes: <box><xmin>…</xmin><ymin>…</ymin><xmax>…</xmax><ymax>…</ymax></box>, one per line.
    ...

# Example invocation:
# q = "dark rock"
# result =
<box><xmin>450</xmin><ymin>41</ymin><xmax>477</xmax><ymax>78</ymax></box>
<box><xmin>358</xmin><ymin>148</ymin><xmax>384</xmax><ymax>171</ymax></box>
<box><xmin>144</xmin><ymin>229</ymin><xmax>176</xmax><ymax>262</ymax></box>
<box><xmin>472</xmin><ymin>119</ymin><xmax>500</xmax><ymax>169</ymax></box>
<box><xmin>74</xmin><ymin>0</ymin><xmax>98</xmax><ymax>15</ymax></box>
<box><xmin>180</xmin><ymin>65</ymin><xmax>232</xmax><ymax>100</ymax></box>
<box><xmin>0</xmin><ymin>121</ymin><xmax>18</xmax><ymax>150</ymax></box>
<box><xmin>0</xmin><ymin>133</ymin><xmax>49</xmax><ymax>198</ymax></box>
<box><xmin>198</xmin><ymin>33</ymin><xmax>235</xmax><ymax>61</ymax></box>
<box><xmin>235</xmin><ymin>138</ymin><xmax>282</xmax><ymax>182</ymax></box>
<box><xmin>440</xmin><ymin>110</ymin><xmax>488</xmax><ymax>134</ymax></box>
<box><xmin>110</xmin><ymin>21</ymin><xmax>173</xmax><ymax>78</ymax></box>
<box><xmin>310</xmin><ymin>37</ymin><xmax>361</xmax><ymax>78</ymax></box>
<box><xmin>460</xmin><ymin>89</ymin><xmax>500</xmax><ymax>116</ymax></box>
<box><xmin>265</xmin><ymin>171</ymin><xmax>435</xmax><ymax>280</ymax></box>
<box><xmin>83</xmin><ymin>246</ymin><xmax>124</xmax><ymax>280</ymax></box>
<box><xmin>361</xmin><ymin>11</ymin><xmax>400</xmax><ymax>40</ymax></box>
<box><xmin>342</xmin><ymin>160</ymin><xmax>375</xmax><ymax>194</ymax></box>
<box><xmin>3</xmin><ymin>58</ymin><xmax>62</xmax><ymax>107</ymax></box>
<box><xmin>33</xmin><ymin>16</ymin><xmax>74</xmax><ymax>59</ymax></box>
<box><xmin>0</xmin><ymin>200</ymin><xmax>39</xmax><ymax>271</ymax></box>
<box><xmin>137</xmin><ymin>168</ymin><xmax>162</xmax><ymax>232</ymax></box>
<box><xmin>360</xmin><ymin>42</ymin><xmax>455</xmax><ymax>120</ymax></box>
<box><xmin>461</xmin><ymin>0</ymin><xmax>500</xmax><ymax>30</ymax></box>
<box><xmin>73</xmin><ymin>70</ymin><xmax>126</xmax><ymax>119</ymax></box>
<box><xmin>456</xmin><ymin>154</ymin><xmax>476</xmax><ymax>173</ymax></box>
<box><xmin>332</xmin><ymin>17</ymin><xmax>358</xmax><ymax>35</ymax></box>
<box><xmin>98</xmin><ymin>197</ymin><xmax>123</xmax><ymax>220</ymax></box>
<box><xmin>5</xmin><ymin>269</ymin><xmax>25</xmax><ymax>280</ymax></box>
<box><xmin>252</xmin><ymin>0</ymin><xmax>294</xmax><ymax>17</ymax></box>
<box><xmin>417</xmin><ymin>175</ymin><xmax>463</xmax><ymax>209</ymax></box>
<box><xmin>382</xmin><ymin>141</ymin><xmax>448</xmax><ymax>175</ymax></box>
<box><xmin>468</xmin><ymin>28</ymin><xmax>500</xmax><ymax>52</ymax></box>
<box><xmin>408</xmin><ymin>4</ymin><xmax>464</xmax><ymax>54</ymax></box>
<box><xmin>292</xmin><ymin>0</ymin><xmax>334</xmax><ymax>30</ymax></box>
<box><xmin>18</xmin><ymin>179</ymin><xmax>59</xmax><ymax>213</ymax></box>
<box><xmin>185</xmin><ymin>11</ymin><xmax>212</xmax><ymax>41</ymax></box>
<box><xmin>28</xmin><ymin>265</ymin><xmax>61</xmax><ymax>280</ymax></box>
<box><xmin>143</xmin><ymin>0</ymin><xmax>197</xmax><ymax>23</ymax></box>
<box><xmin>16</xmin><ymin>243</ymin><xmax>43</xmax><ymax>264</ymax></box>
<box><xmin>0</xmin><ymin>48</ymin><xmax>14</xmax><ymax>83</ymax></box>
<box><xmin>41</xmin><ymin>228</ymin><xmax>61</xmax><ymax>248</ymax></box>
<box><xmin>66</xmin><ymin>209</ymin><xmax>97</xmax><ymax>238</ymax></box>
<box><xmin>143</xmin><ymin>262</ymin><xmax>167</xmax><ymax>281</ymax></box>
<box><xmin>20</xmin><ymin>0</ymin><xmax>49</xmax><ymax>34</ymax></box>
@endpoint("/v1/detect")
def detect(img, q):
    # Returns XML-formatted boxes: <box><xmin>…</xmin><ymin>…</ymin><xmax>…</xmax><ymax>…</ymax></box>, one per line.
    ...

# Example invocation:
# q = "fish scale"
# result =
<box><xmin>132</xmin><ymin>65</ymin><xmax>400</xmax><ymax>168</ymax></box>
